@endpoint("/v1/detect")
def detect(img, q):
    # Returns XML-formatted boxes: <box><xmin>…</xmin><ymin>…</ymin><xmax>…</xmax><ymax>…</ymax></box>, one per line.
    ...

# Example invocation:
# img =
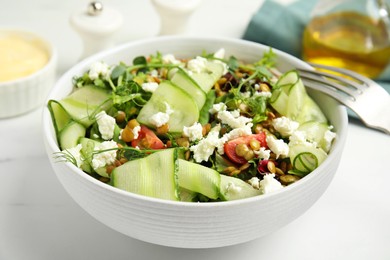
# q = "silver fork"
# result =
<box><xmin>297</xmin><ymin>62</ymin><xmax>390</xmax><ymax>135</ymax></box>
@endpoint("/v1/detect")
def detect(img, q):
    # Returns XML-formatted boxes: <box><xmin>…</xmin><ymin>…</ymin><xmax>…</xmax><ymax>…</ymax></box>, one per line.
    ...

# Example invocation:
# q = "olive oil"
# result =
<box><xmin>302</xmin><ymin>11</ymin><xmax>390</xmax><ymax>78</ymax></box>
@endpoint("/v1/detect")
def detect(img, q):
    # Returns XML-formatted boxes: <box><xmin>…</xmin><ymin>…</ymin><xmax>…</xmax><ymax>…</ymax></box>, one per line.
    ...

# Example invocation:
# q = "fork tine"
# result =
<box><xmin>307</xmin><ymin>62</ymin><xmax>369</xmax><ymax>86</ymax></box>
<box><xmin>298</xmin><ymin>79</ymin><xmax>352</xmax><ymax>106</ymax></box>
<box><xmin>297</xmin><ymin>62</ymin><xmax>390</xmax><ymax>135</ymax></box>
<box><xmin>298</xmin><ymin>67</ymin><xmax>367</xmax><ymax>93</ymax></box>
<box><xmin>298</xmin><ymin>70</ymin><xmax>358</xmax><ymax>100</ymax></box>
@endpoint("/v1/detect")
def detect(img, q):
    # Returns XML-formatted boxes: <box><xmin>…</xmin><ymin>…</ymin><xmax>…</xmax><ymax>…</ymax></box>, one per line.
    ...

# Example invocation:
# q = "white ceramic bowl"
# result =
<box><xmin>43</xmin><ymin>36</ymin><xmax>348</xmax><ymax>248</ymax></box>
<box><xmin>0</xmin><ymin>29</ymin><xmax>57</xmax><ymax>118</ymax></box>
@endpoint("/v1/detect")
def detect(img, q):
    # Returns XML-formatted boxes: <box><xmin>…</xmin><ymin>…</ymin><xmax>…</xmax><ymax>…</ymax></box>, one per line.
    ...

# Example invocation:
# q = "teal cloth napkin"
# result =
<box><xmin>242</xmin><ymin>0</ymin><xmax>390</xmax><ymax>93</ymax></box>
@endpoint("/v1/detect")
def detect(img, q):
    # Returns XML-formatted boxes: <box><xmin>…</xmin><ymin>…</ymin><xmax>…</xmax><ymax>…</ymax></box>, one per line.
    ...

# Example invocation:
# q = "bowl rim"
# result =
<box><xmin>0</xmin><ymin>28</ymin><xmax>57</xmax><ymax>86</ymax></box>
<box><xmin>43</xmin><ymin>35</ymin><xmax>348</xmax><ymax>208</ymax></box>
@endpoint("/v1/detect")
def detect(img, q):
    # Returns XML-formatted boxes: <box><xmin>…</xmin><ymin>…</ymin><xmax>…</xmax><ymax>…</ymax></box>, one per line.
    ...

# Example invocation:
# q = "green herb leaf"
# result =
<box><xmin>227</xmin><ymin>56</ymin><xmax>239</xmax><ymax>72</ymax></box>
<box><xmin>111</xmin><ymin>64</ymin><xmax>127</xmax><ymax>80</ymax></box>
<box><xmin>255</xmin><ymin>48</ymin><xmax>276</xmax><ymax>68</ymax></box>
<box><xmin>133</xmin><ymin>56</ymin><xmax>147</xmax><ymax>66</ymax></box>
<box><xmin>199</xmin><ymin>90</ymin><xmax>216</xmax><ymax>125</ymax></box>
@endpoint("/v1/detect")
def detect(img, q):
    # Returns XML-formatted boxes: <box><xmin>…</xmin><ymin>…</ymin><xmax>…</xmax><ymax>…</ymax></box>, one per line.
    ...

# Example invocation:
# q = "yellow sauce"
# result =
<box><xmin>0</xmin><ymin>34</ymin><xmax>49</xmax><ymax>82</ymax></box>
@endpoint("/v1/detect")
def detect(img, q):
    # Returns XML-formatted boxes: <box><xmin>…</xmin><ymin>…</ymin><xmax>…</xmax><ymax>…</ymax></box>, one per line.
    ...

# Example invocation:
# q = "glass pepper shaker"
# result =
<box><xmin>302</xmin><ymin>0</ymin><xmax>390</xmax><ymax>78</ymax></box>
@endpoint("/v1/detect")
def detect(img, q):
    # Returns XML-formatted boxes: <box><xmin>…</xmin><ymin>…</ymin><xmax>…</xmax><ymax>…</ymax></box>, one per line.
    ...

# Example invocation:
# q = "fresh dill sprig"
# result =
<box><xmin>53</xmin><ymin>150</ymin><xmax>79</xmax><ymax>167</ymax></box>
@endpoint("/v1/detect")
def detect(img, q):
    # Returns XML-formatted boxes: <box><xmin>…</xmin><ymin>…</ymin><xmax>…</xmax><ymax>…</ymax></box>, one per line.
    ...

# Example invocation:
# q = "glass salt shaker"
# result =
<box><xmin>302</xmin><ymin>0</ymin><xmax>390</xmax><ymax>78</ymax></box>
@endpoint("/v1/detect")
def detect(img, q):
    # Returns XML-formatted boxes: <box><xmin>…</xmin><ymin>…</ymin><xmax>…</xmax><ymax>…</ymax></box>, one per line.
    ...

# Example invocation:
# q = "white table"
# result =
<box><xmin>1</xmin><ymin>0</ymin><xmax>389</xmax><ymax>259</ymax></box>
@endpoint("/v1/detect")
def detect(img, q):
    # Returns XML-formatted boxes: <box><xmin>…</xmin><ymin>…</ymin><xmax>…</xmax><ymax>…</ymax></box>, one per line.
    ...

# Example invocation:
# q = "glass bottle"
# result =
<box><xmin>302</xmin><ymin>0</ymin><xmax>390</xmax><ymax>78</ymax></box>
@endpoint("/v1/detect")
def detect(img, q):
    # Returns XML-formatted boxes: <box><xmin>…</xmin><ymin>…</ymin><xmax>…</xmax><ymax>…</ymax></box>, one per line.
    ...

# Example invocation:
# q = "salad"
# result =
<box><xmin>48</xmin><ymin>48</ymin><xmax>336</xmax><ymax>202</ymax></box>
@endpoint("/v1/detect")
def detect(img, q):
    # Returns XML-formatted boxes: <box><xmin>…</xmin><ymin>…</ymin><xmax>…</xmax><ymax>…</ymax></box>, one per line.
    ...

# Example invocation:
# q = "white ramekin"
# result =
<box><xmin>0</xmin><ymin>29</ymin><xmax>57</xmax><ymax>118</ymax></box>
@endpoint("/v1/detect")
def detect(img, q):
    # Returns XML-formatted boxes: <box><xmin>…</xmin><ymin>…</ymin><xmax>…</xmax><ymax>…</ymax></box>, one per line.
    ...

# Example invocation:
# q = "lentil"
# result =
<box><xmin>280</xmin><ymin>174</ymin><xmax>301</xmax><ymax>185</ymax></box>
<box><xmin>202</xmin><ymin>123</ymin><xmax>211</xmax><ymax>136</ymax></box>
<box><xmin>121</xmin><ymin>127</ymin><xmax>135</xmax><ymax>142</ymax></box>
<box><xmin>235</xmin><ymin>143</ymin><xmax>250</xmax><ymax>157</ymax></box>
<box><xmin>115</xmin><ymin>111</ymin><xmax>126</xmax><ymax>123</ymax></box>
<box><xmin>249</xmin><ymin>139</ymin><xmax>260</xmax><ymax>151</ymax></box>
<box><xmin>267</xmin><ymin>160</ymin><xmax>276</xmax><ymax>174</ymax></box>
<box><xmin>156</xmin><ymin>123</ymin><xmax>169</xmax><ymax>135</ymax></box>
<box><xmin>243</xmin><ymin>149</ymin><xmax>255</xmax><ymax>161</ymax></box>
<box><xmin>275</xmin><ymin>167</ymin><xmax>285</xmax><ymax>176</ymax></box>
<box><xmin>259</xmin><ymin>83</ymin><xmax>271</xmax><ymax>92</ymax></box>
<box><xmin>176</xmin><ymin>137</ymin><xmax>190</xmax><ymax>148</ymax></box>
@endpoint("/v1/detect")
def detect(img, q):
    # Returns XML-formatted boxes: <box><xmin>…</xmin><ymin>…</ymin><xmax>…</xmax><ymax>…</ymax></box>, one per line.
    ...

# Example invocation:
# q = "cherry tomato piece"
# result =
<box><xmin>224</xmin><ymin>132</ymin><xmax>267</xmax><ymax>164</ymax></box>
<box><xmin>131</xmin><ymin>125</ymin><xmax>165</xmax><ymax>149</ymax></box>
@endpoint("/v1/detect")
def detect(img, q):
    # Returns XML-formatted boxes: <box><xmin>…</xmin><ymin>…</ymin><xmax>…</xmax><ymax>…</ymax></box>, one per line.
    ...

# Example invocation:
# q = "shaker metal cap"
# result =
<box><xmin>87</xmin><ymin>1</ymin><xmax>103</xmax><ymax>16</ymax></box>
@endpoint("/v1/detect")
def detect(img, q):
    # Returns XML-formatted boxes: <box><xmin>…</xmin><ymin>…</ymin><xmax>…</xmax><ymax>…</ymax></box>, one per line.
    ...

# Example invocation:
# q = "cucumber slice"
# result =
<box><xmin>286</xmin><ymin>79</ymin><xmax>305</xmax><ymax>121</ymax></box>
<box><xmin>219</xmin><ymin>175</ymin><xmax>261</xmax><ymax>201</ymax></box>
<box><xmin>170</xmin><ymin>69</ymin><xmax>206</xmax><ymax>109</ymax></box>
<box><xmin>137</xmin><ymin>81</ymin><xmax>199</xmax><ymax>133</ymax></box>
<box><xmin>276</xmin><ymin>69</ymin><xmax>300</xmax><ymax>88</ymax></box>
<box><xmin>271</xmin><ymin>70</ymin><xmax>327</xmax><ymax>125</ymax></box>
<box><xmin>295</xmin><ymin>96</ymin><xmax>328</xmax><ymax>124</ymax></box>
<box><xmin>270</xmin><ymin>70</ymin><xmax>299</xmax><ymax>115</ymax></box>
<box><xmin>78</xmin><ymin>137</ymin><xmax>101</xmax><ymax>175</ymax></box>
<box><xmin>199</xmin><ymin>90</ymin><xmax>216</xmax><ymax>125</ymax></box>
<box><xmin>269</xmin><ymin>90</ymin><xmax>289</xmax><ymax>116</ymax></box>
<box><xmin>59</xmin><ymin>85</ymin><xmax>112</xmax><ymax>127</ymax></box>
<box><xmin>48</xmin><ymin>100</ymin><xmax>73</xmax><ymax>147</ymax></box>
<box><xmin>79</xmin><ymin>137</ymin><xmax>119</xmax><ymax>178</ymax></box>
<box><xmin>111</xmin><ymin>148</ymin><xmax>179</xmax><ymax>201</ymax></box>
<box><xmin>298</xmin><ymin>121</ymin><xmax>328</xmax><ymax>141</ymax></box>
<box><xmin>289</xmin><ymin>144</ymin><xmax>327</xmax><ymax>174</ymax></box>
<box><xmin>48</xmin><ymin>100</ymin><xmax>72</xmax><ymax>134</ymax></box>
<box><xmin>177</xmin><ymin>159</ymin><xmax>220</xmax><ymax>200</ymax></box>
<box><xmin>298</xmin><ymin>121</ymin><xmax>333</xmax><ymax>152</ymax></box>
<box><xmin>191</xmin><ymin>61</ymin><xmax>225</xmax><ymax>93</ymax></box>
<box><xmin>59</xmin><ymin>121</ymin><xmax>86</xmax><ymax>150</ymax></box>
<box><xmin>167</xmin><ymin>68</ymin><xmax>178</xmax><ymax>80</ymax></box>
<box><xmin>178</xmin><ymin>187</ymin><xmax>199</xmax><ymax>202</ymax></box>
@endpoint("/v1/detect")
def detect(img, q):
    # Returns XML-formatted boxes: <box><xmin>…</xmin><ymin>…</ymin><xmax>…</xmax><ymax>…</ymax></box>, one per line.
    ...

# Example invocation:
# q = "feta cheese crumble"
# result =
<box><xmin>248</xmin><ymin>177</ymin><xmax>260</xmax><ymax>190</ymax></box>
<box><xmin>150</xmin><ymin>69</ymin><xmax>159</xmax><ymax>78</ymax></box>
<box><xmin>141</xmin><ymin>82</ymin><xmax>159</xmax><ymax>93</ymax></box>
<box><xmin>190</xmin><ymin>125</ymin><xmax>221</xmax><ymax>163</ymax></box>
<box><xmin>253</xmin><ymin>147</ymin><xmax>271</xmax><ymax>160</ymax></box>
<box><xmin>323</xmin><ymin>129</ymin><xmax>337</xmax><ymax>152</ymax></box>
<box><xmin>63</xmin><ymin>144</ymin><xmax>83</xmax><ymax>168</ymax></box>
<box><xmin>210</xmin><ymin>102</ymin><xmax>252</xmax><ymax>129</ymax></box>
<box><xmin>203</xmin><ymin>102</ymin><xmax>254</xmax><ymax>155</ymax></box>
<box><xmin>272</xmin><ymin>116</ymin><xmax>299</xmax><ymax>137</ymax></box>
<box><xmin>213</xmin><ymin>48</ymin><xmax>225</xmax><ymax>60</ymax></box>
<box><xmin>183</xmin><ymin>122</ymin><xmax>203</xmax><ymax>142</ymax></box>
<box><xmin>132</xmin><ymin>125</ymin><xmax>141</xmax><ymax>140</ymax></box>
<box><xmin>150</xmin><ymin>102</ymin><xmax>174</xmax><ymax>127</ymax></box>
<box><xmin>91</xmin><ymin>140</ymin><xmax>118</xmax><ymax>170</ymax></box>
<box><xmin>213</xmin><ymin>48</ymin><xmax>229</xmax><ymax>74</ymax></box>
<box><xmin>162</xmin><ymin>54</ymin><xmax>181</xmax><ymax>65</ymax></box>
<box><xmin>95</xmin><ymin>111</ymin><xmax>116</xmax><ymax>140</ymax></box>
<box><xmin>289</xmin><ymin>130</ymin><xmax>318</xmax><ymax>150</ymax></box>
<box><xmin>209</xmin><ymin>102</ymin><xmax>227</xmax><ymax>114</ymax></box>
<box><xmin>266</xmin><ymin>134</ymin><xmax>289</xmax><ymax>158</ymax></box>
<box><xmin>217</xmin><ymin>109</ymin><xmax>252</xmax><ymax>129</ymax></box>
<box><xmin>226</xmin><ymin>182</ymin><xmax>242</xmax><ymax>194</ymax></box>
<box><xmin>289</xmin><ymin>130</ymin><xmax>307</xmax><ymax>145</ymax></box>
<box><xmin>187</xmin><ymin>56</ymin><xmax>207</xmax><ymax>73</ymax></box>
<box><xmin>253</xmin><ymin>91</ymin><xmax>272</xmax><ymax>99</ymax></box>
<box><xmin>89</xmin><ymin>61</ymin><xmax>110</xmax><ymax>80</ymax></box>
<box><xmin>259</xmin><ymin>173</ymin><xmax>283</xmax><ymax>194</ymax></box>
